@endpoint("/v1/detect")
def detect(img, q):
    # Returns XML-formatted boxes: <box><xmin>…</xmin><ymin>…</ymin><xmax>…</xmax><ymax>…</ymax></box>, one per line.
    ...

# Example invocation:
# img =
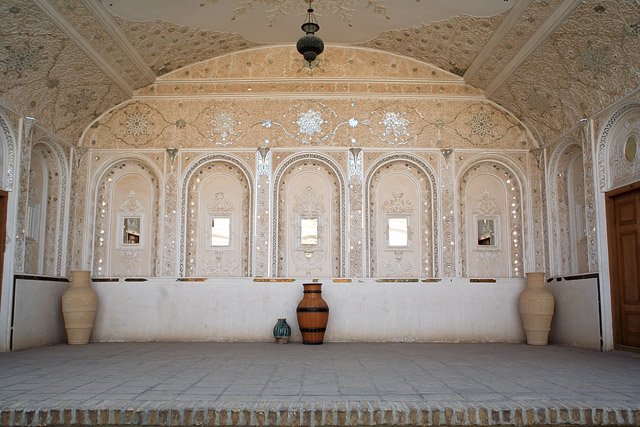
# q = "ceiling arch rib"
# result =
<box><xmin>32</xmin><ymin>0</ymin><xmax>134</xmax><ymax>97</ymax></box>
<box><xmin>484</xmin><ymin>0</ymin><xmax>583</xmax><ymax>97</ymax></box>
<box><xmin>463</xmin><ymin>0</ymin><xmax>533</xmax><ymax>83</ymax></box>
<box><xmin>80</xmin><ymin>0</ymin><xmax>157</xmax><ymax>84</ymax></box>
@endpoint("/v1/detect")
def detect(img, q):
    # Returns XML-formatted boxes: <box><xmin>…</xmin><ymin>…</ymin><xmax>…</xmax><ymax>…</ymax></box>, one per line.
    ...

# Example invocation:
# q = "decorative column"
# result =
<box><xmin>255</xmin><ymin>147</ymin><xmax>272</xmax><ymax>277</ymax></box>
<box><xmin>162</xmin><ymin>148</ymin><xmax>179</xmax><ymax>276</ymax></box>
<box><xmin>14</xmin><ymin>117</ymin><xmax>36</xmax><ymax>273</ymax></box>
<box><xmin>439</xmin><ymin>148</ymin><xmax>456</xmax><ymax>277</ymax></box>
<box><xmin>528</xmin><ymin>148</ymin><xmax>547</xmax><ymax>274</ymax></box>
<box><xmin>67</xmin><ymin>147</ymin><xmax>89</xmax><ymax>272</ymax></box>
<box><xmin>348</xmin><ymin>147</ymin><xmax>364</xmax><ymax>277</ymax></box>
<box><xmin>580</xmin><ymin>123</ymin><xmax>599</xmax><ymax>272</ymax></box>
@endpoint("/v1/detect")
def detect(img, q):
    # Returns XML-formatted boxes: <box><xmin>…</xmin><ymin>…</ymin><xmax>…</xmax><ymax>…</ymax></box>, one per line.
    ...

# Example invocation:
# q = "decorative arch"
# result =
<box><xmin>23</xmin><ymin>139</ymin><xmax>68</xmax><ymax>276</ymax></box>
<box><xmin>180</xmin><ymin>154</ymin><xmax>254</xmax><ymax>277</ymax></box>
<box><xmin>0</xmin><ymin>112</ymin><xmax>17</xmax><ymax>192</ymax></box>
<box><xmin>272</xmin><ymin>153</ymin><xmax>346</xmax><ymax>277</ymax></box>
<box><xmin>92</xmin><ymin>157</ymin><xmax>161</xmax><ymax>277</ymax></box>
<box><xmin>456</xmin><ymin>155</ymin><xmax>526</xmax><ymax>278</ymax></box>
<box><xmin>597</xmin><ymin>103</ymin><xmax>640</xmax><ymax>192</ymax></box>
<box><xmin>364</xmin><ymin>153</ymin><xmax>438</xmax><ymax>278</ymax></box>
<box><xmin>548</xmin><ymin>139</ymin><xmax>587</xmax><ymax>275</ymax></box>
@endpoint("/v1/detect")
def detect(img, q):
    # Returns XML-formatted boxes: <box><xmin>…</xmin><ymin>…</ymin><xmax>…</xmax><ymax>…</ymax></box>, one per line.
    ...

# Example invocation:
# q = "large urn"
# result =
<box><xmin>518</xmin><ymin>272</ymin><xmax>555</xmax><ymax>345</ymax></box>
<box><xmin>296</xmin><ymin>283</ymin><xmax>329</xmax><ymax>345</ymax></box>
<box><xmin>61</xmin><ymin>270</ymin><xmax>98</xmax><ymax>345</ymax></box>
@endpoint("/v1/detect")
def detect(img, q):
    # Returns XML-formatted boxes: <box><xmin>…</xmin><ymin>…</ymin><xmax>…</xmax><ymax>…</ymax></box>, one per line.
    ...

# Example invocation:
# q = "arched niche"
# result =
<box><xmin>273</xmin><ymin>154</ymin><xmax>345</xmax><ymax>278</ymax></box>
<box><xmin>365</xmin><ymin>155</ymin><xmax>438</xmax><ymax>278</ymax></box>
<box><xmin>458</xmin><ymin>160</ymin><xmax>525</xmax><ymax>278</ymax></box>
<box><xmin>181</xmin><ymin>157</ymin><xmax>252</xmax><ymax>277</ymax></box>
<box><xmin>548</xmin><ymin>140</ymin><xmax>588</xmax><ymax>275</ymax></box>
<box><xmin>598</xmin><ymin>103</ymin><xmax>640</xmax><ymax>192</ymax></box>
<box><xmin>93</xmin><ymin>160</ymin><xmax>161</xmax><ymax>277</ymax></box>
<box><xmin>23</xmin><ymin>140</ymin><xmax>67</xmax><ymax>276</ymax></box>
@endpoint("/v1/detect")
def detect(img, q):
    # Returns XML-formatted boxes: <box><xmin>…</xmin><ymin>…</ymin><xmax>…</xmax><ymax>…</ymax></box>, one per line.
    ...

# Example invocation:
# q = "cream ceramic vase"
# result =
<box><xmin>61</xmin><ymin>270</ymin><xmax>98</xmax><ymax>345</ymax></box>
<box><xmin>518</xmin><ymin>272</ymin><xmax>554</xmax><ymax>345</ymax></box>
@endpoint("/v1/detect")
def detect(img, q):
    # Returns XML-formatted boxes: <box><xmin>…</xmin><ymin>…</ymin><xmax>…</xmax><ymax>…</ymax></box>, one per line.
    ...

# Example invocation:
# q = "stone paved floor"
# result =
<box><xmin>0</xmin><ymin>342</ymin><xmax>639</xmax><ymax>426</ymax></box>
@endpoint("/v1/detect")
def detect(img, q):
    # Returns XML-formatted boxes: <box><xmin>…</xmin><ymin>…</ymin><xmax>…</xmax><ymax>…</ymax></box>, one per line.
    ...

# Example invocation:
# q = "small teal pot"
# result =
<box><xmin>273</xmin><ymin>318</ymin><xmax>291</xmax><ymax>344</ymax></box>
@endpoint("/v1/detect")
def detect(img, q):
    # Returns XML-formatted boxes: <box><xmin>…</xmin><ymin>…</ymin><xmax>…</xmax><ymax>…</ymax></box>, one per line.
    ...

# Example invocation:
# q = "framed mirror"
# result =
<box><xmin>388</xmin><ymin>218</ymin><xmax>408</xmax><ymax>247</ymax></box>
<box><xmin>300</xmin><ymin>218</ymin><xmax>318</xmax><ymax>245</ymax></box>
<box><xmin>477</xmin><ymin>218</ymin><xmax>496</xmax><ymax>246</ymax></box>
<box><xmin>211</xmin><ymin>216</ymin><xmax>231</xmax><ymax>247</ymax></box>
<box><xmin>122</xmin><ymin>217</ymin><xmax>141</xmax><ymax>245</ymax></box>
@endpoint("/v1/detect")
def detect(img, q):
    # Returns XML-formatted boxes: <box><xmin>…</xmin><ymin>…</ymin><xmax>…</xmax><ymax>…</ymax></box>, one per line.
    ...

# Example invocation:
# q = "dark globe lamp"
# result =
<box><xmin>296</xmin><ymin>0</ymin><xmax>324</xmax><ymax>64</ymax></box>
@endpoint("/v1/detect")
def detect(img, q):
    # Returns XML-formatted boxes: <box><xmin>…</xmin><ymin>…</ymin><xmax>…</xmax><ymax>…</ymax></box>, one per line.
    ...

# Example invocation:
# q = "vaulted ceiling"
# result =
<box><xmin>1</xmin><ymin>0</ymin><xmax>639</xmax><ymax>145</ymax></box>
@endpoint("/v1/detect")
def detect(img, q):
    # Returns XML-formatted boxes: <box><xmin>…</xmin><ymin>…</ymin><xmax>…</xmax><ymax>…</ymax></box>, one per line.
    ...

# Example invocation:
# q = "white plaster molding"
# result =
<box><xmin>464</xmin><ymin>0</ymin><xmax>533</xmax><ymax>83</ymax></box>
<box><xmin>81</xmin><ymin>0</ymin><xmax>157</xmax><ymax>84</ymax></box>
<box><xmin>32</xmin><ymin>0</ymin><xmax>134</xmax><ymax>97</ymax></box>
<box><xmin>484</xmin><ymin>0</ymin><xmax>583</xmax><ymax>97</ymax></box>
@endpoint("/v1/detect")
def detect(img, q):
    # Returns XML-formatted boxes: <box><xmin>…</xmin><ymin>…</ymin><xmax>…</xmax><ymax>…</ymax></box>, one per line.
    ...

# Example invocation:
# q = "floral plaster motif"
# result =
<box><xmin>468</xmin><ymin>0</ymin><xmax>564</xmax><ymax>88</ymax></box>
<box><xmin>358</xmin><ymin>14</ymin><xmax>504</xmax><ymax>76</ymax></box>
<box><xmin>84</xmin><ymin>99</ymin><xmax>532</xmax><ymax>150</ymax></box>
<box><xmin>160</xmin><ymin>46</ymin><xmax>457</xmax><ymax>81</ymax></box>
<box><xmin>113</xmin><ymin>17</ymin><xmax>259</xmax><ymax>76</ymax></box>
<box><xmin>48</xmin><ymin>0</ymin><xmax>149</xmax><ymax>88</ymax></box>
<box><xmin>492</xmin><ymin>0</ymin><xmax>640</xmax><ymax>143</ymax></box>
<box><xmin>0</xmin><ymin>0</ymin><xmax>128</xmax><ymax>143</ymax></box>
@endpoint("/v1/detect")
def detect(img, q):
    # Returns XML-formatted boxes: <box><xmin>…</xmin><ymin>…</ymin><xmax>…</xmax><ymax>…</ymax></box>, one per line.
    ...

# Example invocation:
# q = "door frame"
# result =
<box><xmin>605</xmin><ymin>180</ymin><xmax>640</xmax><ymax>350</ymax></box>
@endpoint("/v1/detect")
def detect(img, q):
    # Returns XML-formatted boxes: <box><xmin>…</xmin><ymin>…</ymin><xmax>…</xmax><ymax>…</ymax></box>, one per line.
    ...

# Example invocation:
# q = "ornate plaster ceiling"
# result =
<box><xmin>0</xmin><ymin>0</ymin><xmax>639</xmax><ymax>145</ymax></box>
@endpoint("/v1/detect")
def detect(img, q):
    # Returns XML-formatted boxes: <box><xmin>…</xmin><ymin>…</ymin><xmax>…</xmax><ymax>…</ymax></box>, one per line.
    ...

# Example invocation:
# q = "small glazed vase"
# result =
<box><xmin>296</xmin><ymin>283</ymin><xmax>329</xmax><ymax>345</ymax></box>
<box><xmin>61</xmin><ymin>270</ymin><xmax>98</xmax><ymax>345</ymax></box>
<box><xmin>518</xmin><ymin>272</ymin><xmax>555</xmax><ymax>345</ymax></box>
<box><xmin>273</xmin><ymin>318</ymin><xmax>292</xmax><ymax>344</ymax></box>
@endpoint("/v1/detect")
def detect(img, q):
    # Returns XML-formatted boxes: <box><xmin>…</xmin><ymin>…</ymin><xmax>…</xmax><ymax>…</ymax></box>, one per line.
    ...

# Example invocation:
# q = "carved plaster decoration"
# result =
<box><xmin>365</xmin><ymin>155</ymin><xmax>438</xmax><ymax>278</ymax></box>
<box><xmin>598</xmin><ymin>104</ymin><xmax>640</xmax><ymax>191</ymax></box>
<box><xmin>123</xmin><ymin>110</ymin><xmax>152</xmax><ymax>140</ymax></box>
<box><xmin>166</xmin><ymin>148</ymin><xmax>178</xmax><ymax>167</ymax></box>
<box><xmin>200</xmin><ymin>0</ymin><xmax>389</xmax><ymax>27</ymax></box>
<box><xmin>203</xmin><ymin>252</ymin><xmax>238</xmax><ymax>276</ymax></box>
<box><xmin>383</xmin><ymin>190</ymin><xmax>413</xmax><ymax>215</ymax></box>
<box><xmin>548</xmin><ymin>141</ymin><xmax>586</xmax><ymax>275</ymax></box>
<box><xmin>473</xmin><ymin>190</ymin><xmax>502</xmax><ymax>217</ymax></box>
<box><xmin>294</xmin><ymin>186</ymin><xmax>324</xmax><ymax>215</ymax></box>
<box><xmin>30</xmin><ymin>140</ymin><xmax>68</xmax><ymax>276</ymax></box>
<box><xmin>382</xmin><ymin>254</ymin><xmax>415</xmax><ymax>277</ymax></box>
<box><xmin>257</xmin><ymin>147</ymin><xmax>271</xmax><ymax>177</ymax></box>
<box><xmin>118</xmin><ymin>190</ymin><xmax>145</xmax><ymax>216</ymax></box>
<box><xmin>117</xmin><ymin>250</ymin><xmax>142</xmax><ymax>276</ymax></box>
<box><xmin>208</xmin><ymin>192</ymin><xmax>234</xmax><ymax>214</ymax></box>
<box><xmin>273</xmin><ymin>154</ymin><xmax>346</xmax><ymax>277</ymax></box>
<box><xmin>84</xmin><ymin>97</ymin><xmax>532</xmax><ymax>151</ymax></box>
<box><xmin>0</xmin><ymin>113</ymin><xmax>17</xmax><ymax>191</ymax></box>
<box><xmin>458</xmin><ymin>160</ymin><xmax>524</xmax><ymax>278</ymax></box>
<box><xmin>162</xmin><ymin>167</ymin><xmax>178</xmax><ymax>276</ymax></box>
<box><xmin>93</xmin><ymin>160</ymin><xmax>160</xmax><ymax>277</ymax></box>
<box><xmin>255</xmin><ymin>147</ymin><xmax>272</xmax><ymax>276</ymax></box>
<box><xmin>181</xmin><ymin>155</ymin><xmax>253</xmax><ymax>277</ymax></box>
<box><xmin>492</xmin><ymin>0</ymin><xmax>640</xmax><ymax>143</ymax></box>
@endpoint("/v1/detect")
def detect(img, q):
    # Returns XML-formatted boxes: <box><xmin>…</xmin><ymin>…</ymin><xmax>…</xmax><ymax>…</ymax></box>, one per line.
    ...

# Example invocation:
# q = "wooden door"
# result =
<box><xmin>609</xmin><ymin>184</ymin><xmax>640</xmax><ymax>349</ymax></box>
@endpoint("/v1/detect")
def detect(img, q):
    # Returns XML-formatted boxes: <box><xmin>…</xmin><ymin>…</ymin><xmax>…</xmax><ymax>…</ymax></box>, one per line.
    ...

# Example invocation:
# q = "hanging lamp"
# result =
<box><xmin>296</xmin><ymin>0</ymin><xmax>324</xmax><ymax>64</ymax></box>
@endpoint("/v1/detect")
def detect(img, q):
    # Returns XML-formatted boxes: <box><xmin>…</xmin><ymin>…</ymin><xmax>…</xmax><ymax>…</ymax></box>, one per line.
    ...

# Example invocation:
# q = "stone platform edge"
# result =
<box><xmin>2</xmin><ymin>401</ymin><xmax>639</xmax><ymax>426</ymax></box>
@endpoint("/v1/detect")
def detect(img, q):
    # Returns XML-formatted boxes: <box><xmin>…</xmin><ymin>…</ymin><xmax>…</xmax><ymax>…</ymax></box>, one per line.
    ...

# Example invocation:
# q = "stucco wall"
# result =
<box><xmin>91</xmin><ymin>278</ymin><xmax>528</xmax><ymax>343</ymax></box>
<box><xmin>547</xmin><ymin>275</ymin><xmax>601</xmax><ymax>350</ymax></box>
<box><xmin>12</xmin><ymin>277</ymin><xmax>68</xmax><ymax>350</ymax></box>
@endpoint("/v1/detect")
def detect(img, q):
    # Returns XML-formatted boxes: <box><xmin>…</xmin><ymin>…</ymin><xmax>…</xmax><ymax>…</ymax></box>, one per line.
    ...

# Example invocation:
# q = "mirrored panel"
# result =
<box><xmin>388</xmin><ymin>218</ymin><xmax>408</xmax><ymax>247</ymax></box>
<box><xmin>477</xmin><ymin>219</ymin><xmax>495</xmax><ymax>246</ymax></box>
<box><xmin>123</xmin><ymin>217</ymin><xmax>141</xmax><ymax>245</ymax></box>
<box><xmin>301</xmin><ymin>218</ymin><xmax>318</xmax><ymax>245</ymax></box>
<box><xmin>211</xmin><ymin>217</ymin><xmax>231</xmax><ymax>246</ymax></box>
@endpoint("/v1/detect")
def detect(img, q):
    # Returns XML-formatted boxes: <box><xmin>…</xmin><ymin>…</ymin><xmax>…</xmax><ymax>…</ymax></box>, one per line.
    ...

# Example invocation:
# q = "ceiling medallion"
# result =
<box><xmin>297</xmin><ymin>0</ymin><xmax>324</xmax><ymax>65</ymax></box>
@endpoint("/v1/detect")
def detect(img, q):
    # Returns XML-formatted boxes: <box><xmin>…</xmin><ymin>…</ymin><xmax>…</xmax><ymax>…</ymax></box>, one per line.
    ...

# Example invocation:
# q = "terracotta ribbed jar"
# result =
<box><xmin>296</xmin><ymin>283</ymin><xmax>329</xmax><ymax>345</ymax></box>
<box><xmin>61</xmin><ymin>270</ymin><xmax>98</xmax><ymax>345</ymax></box>
<box><xmin>518</xmin><ymin>272</ymin><xmax>555</xmax><ymax>345</ymax></box>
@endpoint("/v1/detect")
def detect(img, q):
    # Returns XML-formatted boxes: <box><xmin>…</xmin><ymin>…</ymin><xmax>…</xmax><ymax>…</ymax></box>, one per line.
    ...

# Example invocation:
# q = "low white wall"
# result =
<box><xmin>13</xmin><ymin>276</ymin><xmax>68</xmax><ymax>350</ymax></box>
<box><xmin>92</xmin><ymin>278</ymin><xmax>527</xmax><ymax>343</ymax></box>
<box><xmin>547</xmin><ymin>275</ymin><xmax>601</xmax><ymax>350</ymax></box>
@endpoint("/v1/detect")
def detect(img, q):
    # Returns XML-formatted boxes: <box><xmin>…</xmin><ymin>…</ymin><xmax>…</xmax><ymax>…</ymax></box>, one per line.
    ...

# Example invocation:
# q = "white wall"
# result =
<box><xmin>91</xmin><ymin>278</ymin><xmax>527</xmax><ymax>343</ymax></box>
<box><xmin>547</xmin><ymin>276</ymin><xmax>601</xmax><ymax>350</ymax></box>
<box><xmin>12</xmin><ymin>277</ymin><xmax>68</xmax><ymax>350</ymax></box>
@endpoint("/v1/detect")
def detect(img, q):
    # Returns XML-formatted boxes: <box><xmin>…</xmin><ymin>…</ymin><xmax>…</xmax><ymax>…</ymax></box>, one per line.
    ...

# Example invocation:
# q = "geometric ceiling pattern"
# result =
<box><xmin>1</xmin><ymin>0</ymin><xmax>639</xmax><ymax>145</ymax></box>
